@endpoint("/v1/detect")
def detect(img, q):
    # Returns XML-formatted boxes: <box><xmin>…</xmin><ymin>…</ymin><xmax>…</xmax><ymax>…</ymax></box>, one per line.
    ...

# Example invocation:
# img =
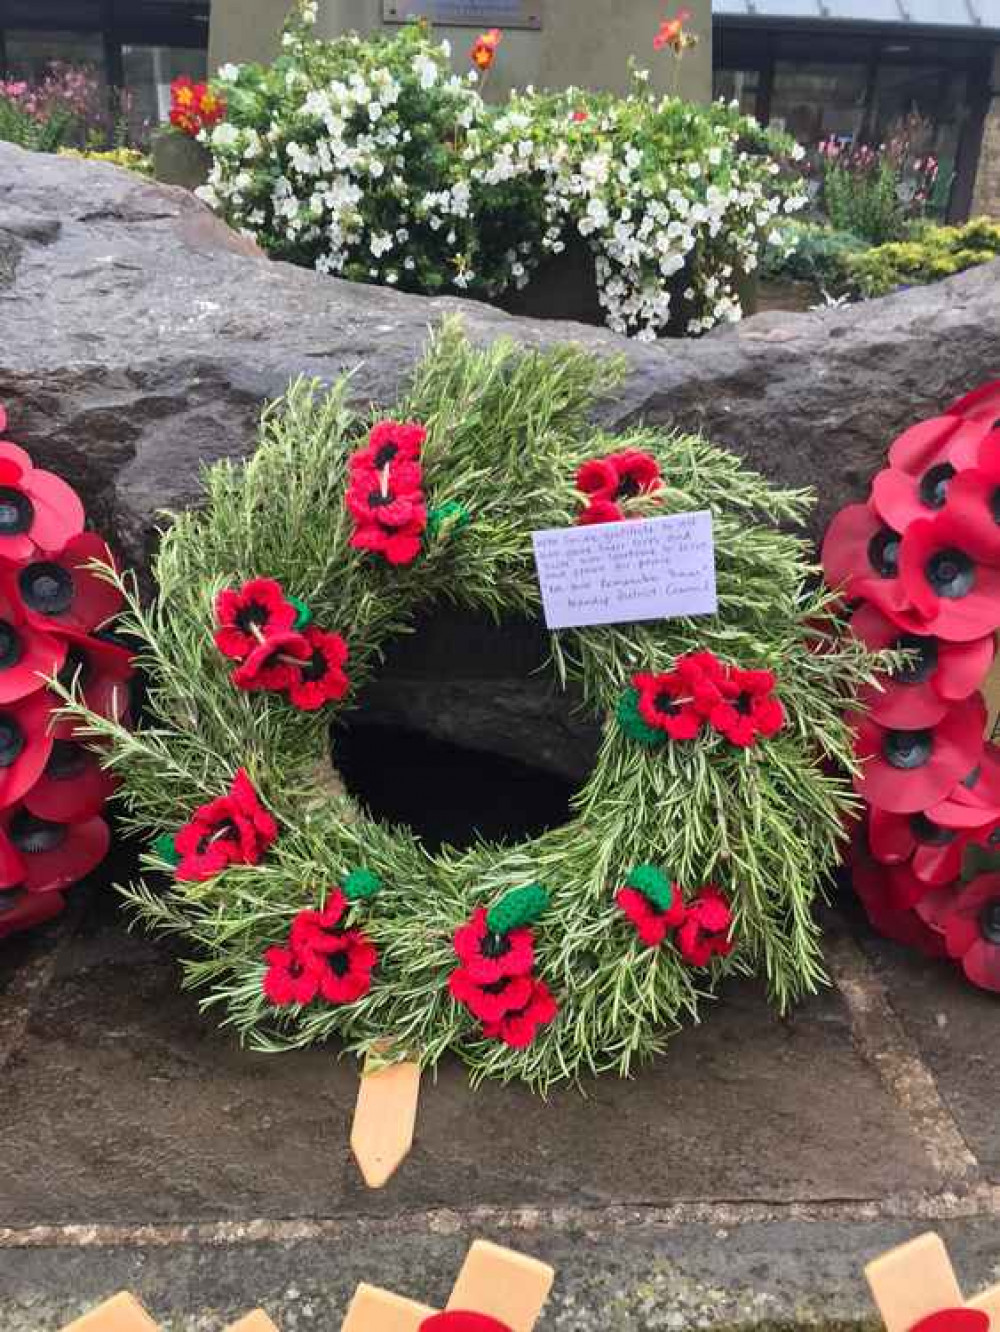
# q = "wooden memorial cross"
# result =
<box><xmin>60</xmin><ymin>1294</ymin><xmax>279</xmax><ymax>1331</ymax></box>
<box><xmin>866</xmin><ymin>1232</ymin><xmax>1000</xmax><ymax>1332</ymax></box>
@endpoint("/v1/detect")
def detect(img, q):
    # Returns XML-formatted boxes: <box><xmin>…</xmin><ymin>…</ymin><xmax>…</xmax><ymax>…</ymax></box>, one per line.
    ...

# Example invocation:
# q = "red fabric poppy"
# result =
<box><xmin>0</xmin><ymin>689</ymin><xmax>54</xmax><ymax>810</ymax></box>
<box><xmin>286</xmin><ymin>626</ymin><xmax>350</xmax><ymax>711</ymax></box>
<box><xmin>868</xmin><ymin>808</ymin><xmax>969</xmax><ymax>886</ymax></box>
<box><xmin>871</xmin><ymin>407</ymin><xmax>994</xmax><ymax>531</ymax></box>
<box><xmin>616</xmin><ymin>884</ymin><xmax>685</xmax><ymax>947</ymax></box>
<box><xmin>576</xmin><ymin>499</ymin><xmax>624</xmax><ymax>526</ymax></box>
<box><xmin>174</xmin><ymin>768</ymin><xmax>278</xmax><ymax>881</ymax></box>
<box><xmin>850</xmin><ymin>603</ymin><xmax>993</xmax><ymax>727</ymax></box>
<box><xmin>0</xmin><ymin>807</ymin><xmax>111</xmax><ymax>895</ymax></box>
<box><xmin>25</xmin><ymin>739</ymin><xmax>116</xmax><ymax>822</ymax></box>
<box><xmin>709</xmin><ymin>666</ymin><xmax>785</xmax><ymax>748</ymax></box>
<box><xmin>928</xmin><ymin>745</ymin><xmax>1000</xmax><ymax>828</ymax></box>
<box><xmin>0</xmin><ymin>437</ymin><xmax>85</xmax><ymax>561</ymax></box>
<box><xmin>676</xmin><ymin>886</ymin><xmax>734</xmax><ymax>966</ymax></box>
<box><xmin>820</xmin><ymin>503</ymin><xmax>923</xmax><ymax>630</ymax></box>
<box><xmin>481</xmin><ymin>977</ymin><xmax>558</xmax><ymax>1048</ymax></box>
<box><xmin>349</xmin><ymin>420</ymin><xmax>426</xmax><ymax>474</ymax></box>
<box><xmin>421</xmin><ymin>1314</ymin><xmax>513</xmax><ymax>1332</ymax></box>
<box><xmin>449</xmin><ymin>967</ymin><xmax>534</xmax><ymax>1024</ymax></box>
<box><xmin>231</xmin><ymin>629</ymin><xmax>310</xmax><ymax>693</ymax></box>
<box><xmin>850</xmin><ymin>695</ymin><xmax>985</xmax><ymax>814</ymax></box>
<box><xmin>898</xmin><ymin>513</ymin><xmax>1000</xmax><ymax>642</ymax></box>
<box><xmin>214</xmin><ymin>577</ymin><xmax>298</xmax><ymax>662</ymax></box>
<box><xmin>453</xmin><ymin>905</ymin><xmax>534</xmax><ymax>984</ymax></box>
<box><xmin>948</xmin><ymin>378</ymin><xmax>1000</xmax><ymax>423</ymax></box>
<box><xmin>0</xmin><ymin>577</ymin><xmax>66</xmax><ymax>704</ymax></box>
<box><xmin>633</xmin><ymin>669</ymin><xmax>705</xmax><ymax>741</ymax></box>
<box><xmin>15</xmin><ymin>532</ymin><xmax>122</xmax><ymax>636</ymax></box>
<box><xmin>941</xmin><ymin>443</ymin><xmax>1000</xmax><ymax>563</ymax></box>
<box><xmin>0</xmin><ymin>885</ymin><xmax>66</xmax><ymax>940</ymax></box>
<box><xmin>849</xmin><ymin>836</ymin><xmax>948</xmax><ymax>957</ymax></box>
<box><xmin>262</xmin><ymin>944</ymin><xmax>323</xmax><ymax>1006</ymax></box>
<box><xmin>48</xmin><ymin>629</ymin><xmax>134</xmax><ymax>738</ymax></box>
<box><xmin>939</xmin><ymin>873</ymin><xmax>1000</xmax><ymax>991</ymax></box>
<box><xmin>910</xmin><ymin>1311</ymin><xmax>989</xmax><ymax>1332</ymax></box>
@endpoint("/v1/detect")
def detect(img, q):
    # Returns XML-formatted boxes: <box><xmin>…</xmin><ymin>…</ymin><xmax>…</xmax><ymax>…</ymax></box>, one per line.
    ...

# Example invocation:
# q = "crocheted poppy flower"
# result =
<box><xmin>286</xmin><ymin>626</ymin><xmax>350</xmax><ymax>711</ymax></box>
<box><xmin>174</xmin><ymin>768</ymin><xmax>278</xmax><ymax>882</ymax></box>
<box><xmin>676</xmin><ymin>886</ymin><xmax>733</xmax><ymax>966</ymax></box>
<box><xmin>453</xmin><ymin>905</ymin><xmax>534</xmax><ymax>984</ymax></box>
<box><xmin>0</xmin><ymin>886</ymin><xmax>65</xmax><ymax>940</ymax></box>
<box><xmin>633</xmin><ymin>668</ymin><xmax>705</xmax><ymax>741</ymax></box>
<box><xmin>0</xmin><ymin>807</ymin><xmax>111</xmax><ymax>894</ymax></box>
<box><xmin>850</xmin><ymin>603</ymin><xmax>993</xmax><ymax>728</ymax></box>
<box><xmin>449</xmin><ymin>967</ymin><xmax>535</xmax><ymax>1024</ymax></box>
<box><xmin>48</xmin><ymin>629</ymin><xmax>134</xmax><ymax>737</ymax></box>
<box><xmin>0</xmin><ymin>426</ymin><xmax>85</xmax><ymax>561</ymax></box>
<box><xmin>25</xmin><ymin>740</ymin><xmax>117</xmax><ymax>823</ymax></box>
<box><xmin>576</xmin><ymin>498</ymin><xmax>624</xmax><ymax>526</ymax></box>
<box><xmin>262</xmin><ymin>944</ymin><xmax>324</xmax><ymax>1006</ymax></box>
<box><xmin>349</xmin><ymin>420</ymin><xmax>426</xmax><ymax>474</ymax></box>
<box><xmin>928</xmin><ymin>745</ymin><xmax>1000</xmax><ymax>828</ymax></box>
<box><xmin>576</xmin><ymin>457</ymin><xmax>619</xmax><ymax>499</ymax></box>
<box><xmin>607</xmin><ymin>449</ymin><xmax>662</xmax><ymax>500</ymax></box>
<box><xmin>942</xmin><ymin>444</ymin><xmax>1000</xmax><ymax>564</ymax></box>
<box><xmin>850</xmin><ymin>837</ymin><xmax>948</xmax><ymax>958</ymax></box>
<box><xmin>350</xmin><ymin>515</ymin><xmax>426</xmax><ymax>566</ymax></box>
<box><xmin>231</xmin><ymin>628</ymin><xmax>310</xmax><ymax>693</ymax></box>
<box><xmin>868</xmin><ymin>808</ymin><xmax>970</xmax><ymax>886</ymax></box>
<box><xmin>481</xmin><ymin>977</ymin><xmax>558</xmax><ymax>1049</ymax></box>
<box><xmin>264</xmin><ymin>887</ymin><xmax>378</xmax><ymax>1008</ymax></box>
<box><xmin>616</xmin><ymin>864</ymin><xmax>686</xmax><ymax>947</ymax></box>
<box><xmin>16</xmin><ymin>532</ymin><xmax>122</xmax><ymax>636</ymax></box>
<box><xmin>821</xmin><ymin>503</ymin><xmax>922</xmax><ymax>630</ymax></box>
<box><xmin>939</xmin><ymin>873</ymin><xmax>1000</xmax><ymax>991</ymax></box>
<box><xmin>421</xmin><ymin>1314</ymin><xmax>513</xmax><ymax>1332</ymax></box>
<box><xmin>346</xmin><ymin>466</ymin><xmax>425</xmax><ymax>530</ymax></box>
<box><xmin>214</xmin><ymin>577</ymin><xmax>298</xmax><ymax>662</ymax></box>
<box><xmin>709</xmin><ymin>666</ymin><xmax>785</xmax><ymax>748</ymax></box>
<box><xmin>0</xmin><ymin>689</ymin><xmax>53</xmax><ymax>810</ymax></box>
<box><xmin>851</xmin><ymin>695</ymin><xmax>985</xmax><ymax>814</ymax></box>
<box><xmin>898</xmin><ymin>513</ymin><xmax>1000</xmax><ymax>642</ymax></box>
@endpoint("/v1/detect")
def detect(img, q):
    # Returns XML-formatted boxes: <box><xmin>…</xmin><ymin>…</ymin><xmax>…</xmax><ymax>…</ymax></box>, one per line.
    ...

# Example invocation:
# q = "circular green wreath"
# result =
<box><xmin>63</xmin><ymin>321</ymin><xmax>875</xmax><ymax>1090</ymax></box>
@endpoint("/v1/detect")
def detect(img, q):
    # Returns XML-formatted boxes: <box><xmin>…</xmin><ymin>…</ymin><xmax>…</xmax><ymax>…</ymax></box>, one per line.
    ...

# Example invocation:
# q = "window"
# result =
<box><xmin>713</xmin><ymin>67</ymin><xmax>760</xmax><ymax>118</ymax></box>
<box><xmin>4</xmin><ymin>29</ymin><xmax>105</xmax><ymax>84</ymax></box>
<box><xmin>122</xmin><ymin>43</ymin><xmax>207</xmax><ymax>126</ymax></box>
<box><xmin>769</xmin><ymin>61</ymin><xmax>869</xmax><ymax>143</ymax></box>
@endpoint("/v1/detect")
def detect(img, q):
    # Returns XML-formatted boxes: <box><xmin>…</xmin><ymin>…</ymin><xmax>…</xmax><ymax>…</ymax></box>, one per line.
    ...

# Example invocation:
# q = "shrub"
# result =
<box><xmin>0</xmin><ymin>65</ymin><xmax>144</xmax><ymax>153</ymax></box>
<box><xmin>58</xmin><ymin>146</ymin><xmax>152</xmax><ymax>175</ymax></box>
<box><xmin>813</xmin><ymin>122</ymin><xmax>942</xmax><ymax>246</ymax></box>
<box><xmin>846</xmin><ymin>218</ymin><xmax>1000</xmax><ymax>297</ymax></box>
<box><xmin>197</xmin><ymin>1</ymin><xmax>807</xmax><ymax>339</ymax></box>
<box><xmin>761</xmin><ymin>220</ymin><xmax>868</xmax><ymax>293</ymax></box>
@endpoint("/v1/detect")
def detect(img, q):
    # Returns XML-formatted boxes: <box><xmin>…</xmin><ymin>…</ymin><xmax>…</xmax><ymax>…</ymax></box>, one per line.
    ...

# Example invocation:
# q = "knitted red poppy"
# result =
<box><xmin>346</xmin><ymin>465</ymin><xmax>425</xmax><ymax>529</ymax></box>
<box><xmin>939</xmin><ymin>873</ymin><xmax>1000</xmax><ymax>991</ymax></box>
<box><xmin>262</xmin><ymin>944</ymin><xmax>324</xmax><ymax>1006</ymax></box>
<box><xmin>576</xmin><ymin>457</ymin><xmax>618</xmax><ymax>498</ymax></box>
<box><xmin>452</xmin><ymin>906</ymin><xmax>534</xmax><ymax>984</ymax></box>
<box><xmin>174</xmin><ymin>768</ymin><xmax>278</xmax><ymax>881</ymax></box>
<box><xmin>15</xmin><ymin>532</ymin><xmax>123</xmax><ymax>636</ymax></box>
<box><xmin>676</xmin><ymin>886</ymin><xmax>733</xmax><ymax>966</ymax></box>
<box><xmin>214</xmin><ymin>577</ymin><xmax>298</xmax><ymax>662</ymax></box>
<box><xmin>350</xmin><ymin>514</ymin><xmax>426</xmax><ymax>565</ymax></box>
<box><xmin>576</xmin><ymin>498</ymin><xmax>624</xmax><ymax>526</ymax></box>
<box><xmin>0</xmin><ymin>807</ymin><xmax>111</xmax><ymax>895</ymax></box>
<box><xmin>481</xmin><ymin>977</ymin><xmax>558</xmax><ymax>1048</ymax></box>
<box><xmin>231</xmin><ymin>628</ymin><xmax>310</xmax><ymax>693</ymax></box>
<box><xmin>898</xmin><ymin>513</ymin><xmax>1000</xmax><ymax>642</ymax></box>
<box><xmin>0</xmin><ymin>430</ymin><xmax>85</xmax><ymax>562</ymax></box>
<box><xmin>633</xmin><ymin>668</ymin><xmax>705</xmax><ymax>741</ymax></box>
<box><xmin>25</xmin><ymin>740</ymin><xmax>117</xmax><ymax>823</ymax></box>
<box><xmin>850</xmin><ymin>696</ymin><xmax>985</xmax><ymax>814</ymax></box>
<box><xmin>349</xmin><ymin>420</ymin><xmax>426</xmax><ymax>474</ymax></box>
<box><xmin>286</xmin><ymin>626</ymin><xmax>350</xmax><ymax>711</ymax></box>
<box><xmin>709</xmin><ymin>666</ymin><xmax>785</xmax><ymax>748</ymax></box>
<box><xmin>263</xmin><ymin>884</ymin><xmax>379</xmax><ymax>1007</ymax></box>
<box><xmin>616</xmin><ymin>886</ymin><xmax>683</xmax><ymax>947</ymax></box>
<box><xmin>449</xmin><ymin>968</ymin><xmax>535</xmax><ymax>1024</ymax></box>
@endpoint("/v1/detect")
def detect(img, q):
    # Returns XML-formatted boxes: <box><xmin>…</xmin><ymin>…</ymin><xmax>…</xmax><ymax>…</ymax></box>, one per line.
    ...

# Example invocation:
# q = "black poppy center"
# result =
<box><xmin>366</xmin><ymin>490</ymin><xmax>396</xmax><ymax>510</ymax></box>
<box><xmin>481</xmin><ymin>930</ymin><xmax>511</xmax><ymax>959</ymax></box>
<box><xmin>299</xmin><ymin>648</ymin><xmax>329</xmax><ymax>685</ymax></box>
<box><xmin>0</xmin><ymin>486</ymin><xmax>34</xmax><ymax>536</ymax></box>
<box><xmin>654</xmin><ymin>690</ymin><xmax>679</xmax><ymax>717</ymax></box>
<box><xmin>867</xmin><ymin>528</ymin><xmax>901</xmax><ymax>579</ymax></box>
<box><xmin>908</xmin><ymin>813</ymin><xmax>955</xmax><ymax>845</ymax></box>
<box><xmin>918</xmin><ymin>463</ymin><xmax>956</xmax><ymax>510</ymax></box>
<box><xmin>963</xmin><ymin>765</ymin><xmax>982</xmax><ymax>790</ymax></box>
<box><xmin>482</xmin><ymin>978</ymin><xmax>511</xmax><ymax>995</ymax></box>
<box><xmin>0</xmin><ymin>715</ymin><xmax>24</xmax><ymax>768</ymax></box>
<box><xmin>56</xmin><ymin>645</ymin><xmax>91</xmax><ymax>692</ymax></box>
<box><xmin>883</xmin><ymin>727</ymin><xmax>933</xmax><ymax>770</ymax></box>
<box><xmin>616</xmin><ymin>476</ymin><xmax>641</xmax><ymax>500</ymax></box>
<box><xmin>979</xmin><ymin>901</ymin><xmax>1000</xmax><ymax>945</ymax></box>
<box><xmin>0</xmin><ymin>889</ymin><xmax>21</xmax><ymax>916</ymax></box>
<box><xmin>234</xmin><ymin>600</ymin><xmax>270</xmax><ymax>634</ymax></box>
<box><xmin>735</xmin><ymin>691</ymin><xmax>755</xmax><ymax>716</ymax></box>
<box><xmin>893</xmin><ymin>633</ymin><xmax>938</xmax><ymax>685</ymax></box>
<box><xmin>9</xmin><ymin>810</ymin><xmax>66</xmax><ymax>854</ymax></box>
<box><xmin>197</xmin><ymin>818</ymin><xmax>239</xmax><ymax>856</ymax></box>
<box><xmin>989</xmin><ymin>826</ymin><xmax>1000</xmax><ymax>847</ymax></box>
<box><xmin>329</xmin><ymin>950</ymin><xmax>350</xmax><ymax>977</ymax></box>
<box><xmin>19</xmin><ymin>562</ymin><xmax>73</xmax><ymax>616</ymax></box>
<box><xmin>0</xmin><ymin>619</ymin><xmax>23</xmax><ymax>671</ymax></box>
<box><xmin>989</xmin><ymin>487</ymin><xmax>1000</xmax><ymax>527</ymax></box>
<box><xmin>926</xmin><ymin>547</ymin><xmax>975</xmax><ymax>600</ymax></box>
<box><xmin>373</xmin><ymin>442</ymin><xmax>398</xmax><ymax>468</ymax></box>
<box><xmin>46</xmin><ymin>740</ymin><xmax>88</xmax><ymax>780</ymax></box>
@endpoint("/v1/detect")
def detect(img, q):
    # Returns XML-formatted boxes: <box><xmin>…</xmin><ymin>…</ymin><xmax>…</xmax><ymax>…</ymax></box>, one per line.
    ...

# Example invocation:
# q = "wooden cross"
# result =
<box><xmin>60</xmin><ymin>1295</ymin><xmax>279</xmax><ymax>1331</ymax></box>
<box><xmin>866</xmin><ymin>1232</ymin><xmax>1000</xmax><ymax>1332</ymax></box>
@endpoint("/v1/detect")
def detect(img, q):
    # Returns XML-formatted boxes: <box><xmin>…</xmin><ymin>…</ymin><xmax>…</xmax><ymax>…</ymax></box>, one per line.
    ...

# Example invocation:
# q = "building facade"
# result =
<box><xmin>714</xmin><ymin>0</ymin><xmax>1000</xmax><ymax>220</ymax></box>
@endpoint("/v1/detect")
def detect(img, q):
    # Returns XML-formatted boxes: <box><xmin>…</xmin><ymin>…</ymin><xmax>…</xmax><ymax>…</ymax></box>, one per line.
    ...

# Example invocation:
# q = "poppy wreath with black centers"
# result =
<box><xmin>821</xmin><ymin>378</ymin><xmax>1000</xmax><ymax>993</ymax></box>
<box><xmin>0</xmin><ymin>405</ymin><xmax>134</xmax><ymax>941</ymax></box>
<box><xmin>62</xmin><ymin>321</ymin><xmax>874</xmax><ymax>1091</ymax></box>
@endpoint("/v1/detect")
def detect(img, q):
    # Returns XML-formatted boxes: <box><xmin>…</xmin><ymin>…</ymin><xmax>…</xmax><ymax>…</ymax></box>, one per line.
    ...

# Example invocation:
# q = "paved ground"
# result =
<box><xmin>2</xmin><ymin>872</ymin><xmax>1000</xmax><ymax>1331</ymax></box>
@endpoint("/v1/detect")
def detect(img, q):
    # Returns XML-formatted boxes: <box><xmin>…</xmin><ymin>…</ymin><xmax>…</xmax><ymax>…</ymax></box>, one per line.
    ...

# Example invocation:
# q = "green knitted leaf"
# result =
<box><xmin>344</xmin><ymin>867</ymin><xmax>381</xmax><ymax>900</ymax></box>
<box><xmin>152</xmin><ymin>833</ymin><xmax>181</xmax><ymax>867</ymax></box>
<box><xmin>617</xmin><ymin>688</ymin><xmax>665</xmax><ymax>748</ymax></box>
<box><xmin>626</xmin><ymin>864</ymin><xmax>675</xmax><ymax>914</ymax></box>
<box><xmin>289</xmin><ymin>595</ymin><xmax>313</xmax><ymax>630</ymax></box>
<box><xmin>487</xmin><ymin>882</ymin><xmax>550</xmax><ymax>934</ymax></box>
<box><xmin>428</xmin><ymin>501</ymin><xmax>470</xmax><ymax>537</ymax></box>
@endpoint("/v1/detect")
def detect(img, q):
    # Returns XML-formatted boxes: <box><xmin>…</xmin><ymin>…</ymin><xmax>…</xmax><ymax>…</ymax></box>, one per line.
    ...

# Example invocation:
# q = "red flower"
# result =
<box><xmin>571</xmin><ymin>109</ymin><xmax>589</xmax><ymax>123</ymax></box>
<box><xmin>616</xmin><ymin>884</ymin><xmax>685</xmax><ymax>947</ymax></box>
<box><xmin>25</xmin><ymin>740</ymin><xmax>116</xmax><ymax>822</ymax></box>
<box><xmin>0</xmin><ymin>689</ymin><xmax>53</xmax><ymax>810</ymax></box>
<box><xmin>941</xmin><ymin>441</ymin><xmax>1000</xmax><ymax>563</ymax></box>
<box><xmin>898</xmin><ymin>513</ymin><xmax>1000</xmax><ymax>642</ymax></box>
<box><xmin>870</xmin><ymin>413</ymin><xmax>990</xmax><ymax>531</ymax></box>
<box><xmin>214</xmin><ymin>577</ymin><xmax>298</xmax><ymax>662</ymax></box>
<box><xmin>850</xmin><ymin>696</ymin><xmax>985</xmax><ymax>814</ymax></box>
<box><xmin>231</xmin><ymin>628</ymin><xmax>309</xmax><ymax>693</ymax></box>
<box><xmin>676</xmin><ymin>887</ymin><xmax>733</xmax><ymax>966</ymax></box>
<box><xmin>15</xmin><ymin>533</ymin><xmax>122</xmax><ymax>636</ymax></box>
<box><xmin>0</xmin><ymin>886</ymin><xmax>65</xmax><ymax>940</ymax></box>
<box><xmin>868</xmin><ymin>808</ymin><xmax>970</xmax><ymax>886</ymax></box>
<box><xmin>821</xmin><ymin>503</ymin><xmax>923</xmax><ymax>630</ymax></box>
<box><xmin>481</xmin><ymin>978</ymin><xmax>558</xmax><ymax>1048</ymax></box>
<box><xmin>346</xmin><ymin>467</ymin><xmax>425</xmax><ymax>529</ymax></box>
<box><xmin>286</xmin><ymin>626</ymin><xmax>350</xmax><ymax>711</ymax></box>
<box><xmin>0</xmin><ymin>807</ymin><xmax>111</xmax><ymax>895</ymax></box>
<box><xmin>708</xmin><ymin>666</ymin><xmax>785</xmax><ymax>748</ymax></box>
<box><xmin>348</xmin><ymin>421</ymin><xmax>425</xmax><ymax>474</ymax></box>
<box><xmin>654</xmin><ymin>8</ymin><xmax>693</xmax><ymax>52</ymax></box>
<box><xmin>0</xmin><ymin>436</ymin><xmax>85</xmax><ymax>561</ymax></box>
<box><xmin>948</xmin><ymin>378</ymin><xmax>1000</xmax><ymax>422</ymax></box>
<box><xmin>449</xmin><ymin>967</ymin><xmax>534</xmax><ymax>1024</ymax></box>
<box><xmin>576</xmin><ymin>458</ymin><xmax>618</xmax><ymax>499</ymax></box>
<box><xmin>264</xmin><ymin>888</ymin><xmax>377</xmax><ymax>1007</ymax></box>
<box><xmin>850</xmin><ymin>836</ymin><xmax>948</xmax><ymax>957</ymax></box>
<box><xmin>0</xmin><ymin>577</ymin><xmax>66</xmax><ymax>704</ymax></box>
<box><xmin>470</xmin><ymin>27</ymin><xmax>502</xmax><ymax>70</ymax></box>
<box><xmin>421</xmin><ymin>1314</ymin><xmax>513</xmax><ymax>1332</ymax></box>
<box><xmin>452</xmin><ymin>905</ymin><xmax>534</xmax><ymax>984</ymax></box>
<box><xmin>928</xmin><ymin>745</ymin><xmax>1000</xmax><ymax>828</ymax></box>
<box><xmin>174</xmin><ymin>768</ymin><xmax>278</xmax><ymax>881</ymax></box>
<box><xmin>262</xmin><ymin>944</ymin><xmax>323</xmax><ymax>1006</ymax></box>
<box><xmin>350</xmin><ymin>515</ymin><xmax>425</xmax><ymax>565</ymax></box>
<box><xmin>850</xmin><ymin>603</ymin><xmax>993</xmax><ymax>728</ymax></box>
<box><xmin>633</xmin><ymin>667</ymin><xmax>705</xmax><ymax>740</ymax></box>
<box><xmin>576</xmin><ymin>499</ymin><xmax>624</xmax><ymax>526</ymax></box>
<box><xmin>574</xmin><ymin>451</ymin><xmax>661</xmax><ymax>505</ymax></box>
<box><xmin>939</xmin><ymin>873</ymin><xmax>1000</xmax><ymax>991</ymax></box>
<box><xmin>48</xmin><ymin>629</ymin><xmax>134</xmax><ymax>738</ymax></box>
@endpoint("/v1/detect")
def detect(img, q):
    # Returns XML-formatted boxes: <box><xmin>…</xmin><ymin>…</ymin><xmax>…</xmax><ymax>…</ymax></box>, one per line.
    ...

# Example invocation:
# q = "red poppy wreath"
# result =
<box><xmin>0</xmin><ymin>406</ymin><xmax>133</xmax><ymax>942</ymax></box>
<box><xmin>60</xmin><ymin>323</ymin><xmax>875</xmax><ymax>1090</ymax></box>
<box><xmin>822</xmin><ymin>378</ymin><xmax>1000</xmax><ymax>992</ymax></box>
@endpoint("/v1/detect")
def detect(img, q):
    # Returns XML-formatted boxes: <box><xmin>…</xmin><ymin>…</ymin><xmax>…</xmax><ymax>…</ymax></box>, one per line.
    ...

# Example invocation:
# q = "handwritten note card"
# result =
<box><xmin>532</xmin><ymin>511</ymin><xmax>717</xmax><ymax>630</ymax></box>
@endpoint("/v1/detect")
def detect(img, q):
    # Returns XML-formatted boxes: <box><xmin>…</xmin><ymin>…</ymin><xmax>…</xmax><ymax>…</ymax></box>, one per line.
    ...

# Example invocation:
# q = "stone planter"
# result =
<box><xmin>499</xmin><ymin>238</ymin><xmax>759</xmax><ymax>337</ymax></box>
<box><xmin>151</xmin><ymin>130</ymin><xmax>211</xmax><ymax>191</ymax></box>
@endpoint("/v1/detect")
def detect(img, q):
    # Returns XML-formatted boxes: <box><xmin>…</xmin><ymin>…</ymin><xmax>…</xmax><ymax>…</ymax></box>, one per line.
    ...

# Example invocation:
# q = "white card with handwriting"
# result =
<box><xmin>532</xmin><ymin>511</ymin><xmax>717</xmax><ymax>630</ymax></box>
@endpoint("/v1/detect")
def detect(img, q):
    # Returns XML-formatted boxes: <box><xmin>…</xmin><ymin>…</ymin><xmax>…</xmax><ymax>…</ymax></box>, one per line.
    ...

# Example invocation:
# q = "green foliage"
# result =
<box><xmin>60</xmin><ymin>320</ymin><xmax>878</xmax><ymax>1090</ymax></box>
<box><xmin>761</xmin><ymin>220</ymin><xmax>869</xmax><ymax>292</ymax></box>
<box><xmin>822</xmin><ymin>159</ymin><xmax>906</xmax><ymax>246</ymax></box>
<box><xmin>847</xmin><ymin>218</ymin><xmax>1000</xmax><ymax>297</ymax></box>
<box><xmin>58</xmin><ymin>146</ymin><xmax>153</xmax><ymax>175</ymax></box>
<box><xmin>0</xmin><ymin>96</ymin><xmax>74</xmax><ymax>152</ymax></box>
<box><xmin>486</xmin><ymin>883</ymin><xmax>550</xmax><ymax>934</ymax></box>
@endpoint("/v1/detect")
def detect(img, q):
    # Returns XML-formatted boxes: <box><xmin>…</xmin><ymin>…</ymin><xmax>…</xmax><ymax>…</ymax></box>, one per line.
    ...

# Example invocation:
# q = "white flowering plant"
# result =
<box><xmin>200</xmin><ymin>2</ymin><xmax>807</xmax><ymax>338</ymax></box>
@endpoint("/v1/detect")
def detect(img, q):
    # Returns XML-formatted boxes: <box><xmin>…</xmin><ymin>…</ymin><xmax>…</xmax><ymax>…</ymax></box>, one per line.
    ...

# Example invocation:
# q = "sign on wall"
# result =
<box><xmin>382</xmin><ymin>0</ymin><xmax>542</xmax><ymax>29</ymax></box>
